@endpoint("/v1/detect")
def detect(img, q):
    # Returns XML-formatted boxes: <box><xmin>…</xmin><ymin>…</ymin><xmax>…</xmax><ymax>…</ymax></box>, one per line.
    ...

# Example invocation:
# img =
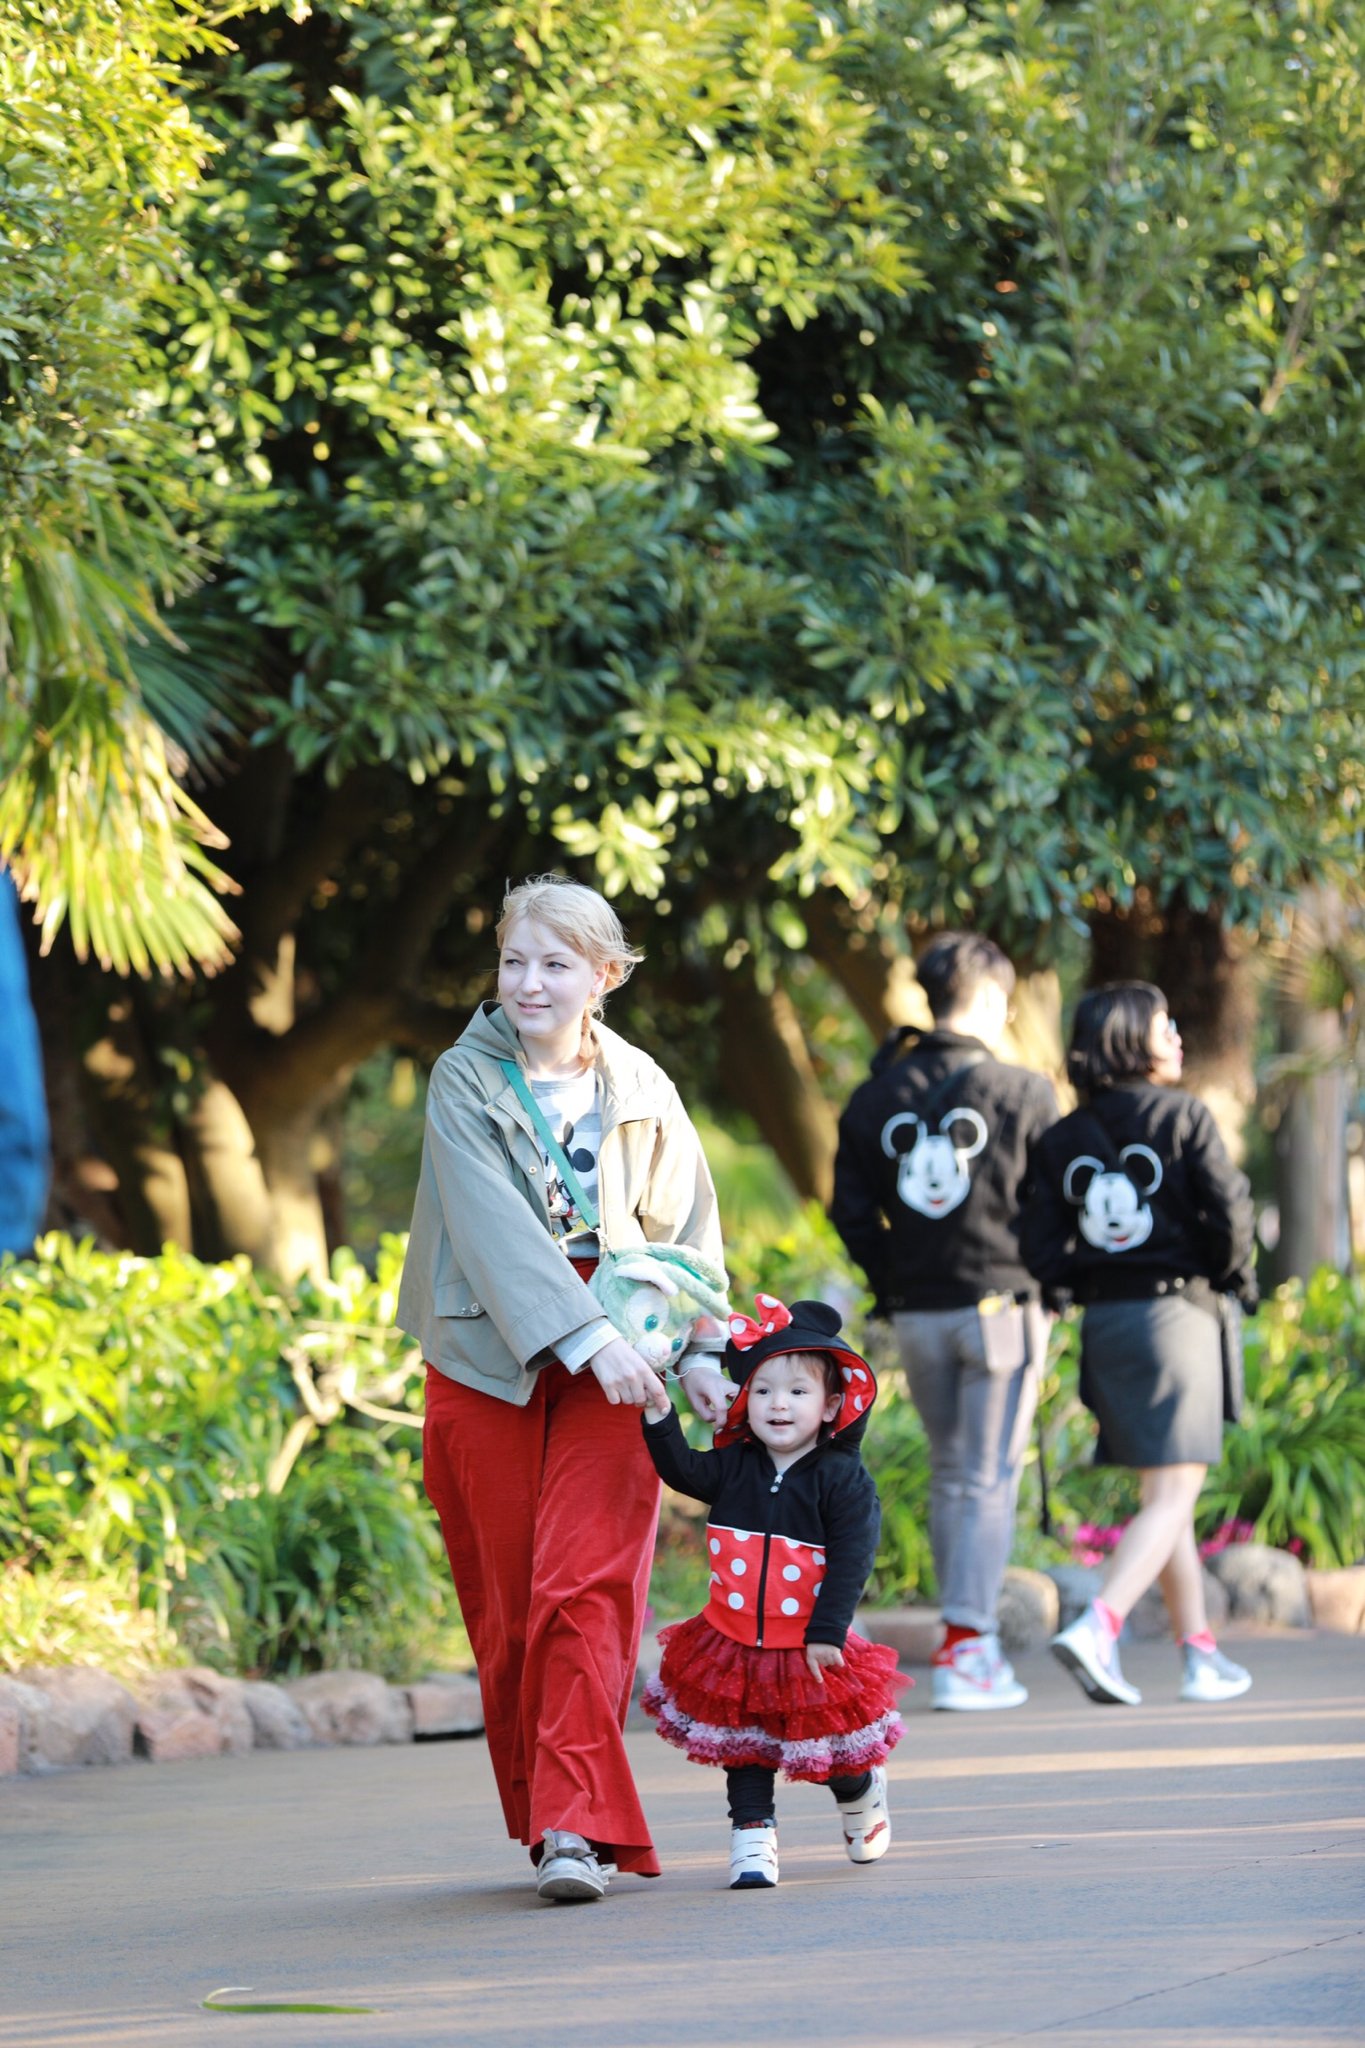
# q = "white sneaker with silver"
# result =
<box><xmin>835</xmin><ymin>1764</ymin><xmax>892</xmax><ymax>1863</ymax></box>
<box><xmin>729</xmin><ymin>1823</ymin><xmax>779</xmax><ymax>1889</ymax></box>
<box><xmin>1179</xmin><ymin>1644</ymin><xmax>1252</xmax><ymax>1702</ymax></box>
<box><xmin>1050</xmin><ymin>1605</ymin><xmax>1142</xmax><ymax>1706</ymax></box>
<box><xmin>536</xmin><ymin>1829</ymin><xmax>611</xmax><ymax>1903</ymax></box>
<box><xmin>932</xmin><ymin>1633</ymin><xmax>1029</xmax><ymax>1711</ymax></box>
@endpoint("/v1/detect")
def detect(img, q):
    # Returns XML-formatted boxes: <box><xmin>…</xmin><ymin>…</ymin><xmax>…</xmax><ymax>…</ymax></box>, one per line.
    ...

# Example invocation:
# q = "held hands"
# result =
<box><xmin>590</xmin><ymin>1337</ymin><xmax>668</xmax><ymax>1413</ymax></box>
<box><xmin>680</xmin><ymin>1363</ymin><xmax>736</xmax><ymax>1426</ymax></box>
<box><xmin>805</xmin><ymin>1642</ymin><xmax>845</xmax><ymax>1684</ymax></box>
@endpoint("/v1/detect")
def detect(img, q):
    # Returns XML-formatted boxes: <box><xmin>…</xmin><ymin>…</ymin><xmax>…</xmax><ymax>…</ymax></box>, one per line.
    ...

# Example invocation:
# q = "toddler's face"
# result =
<box><xmin>744</xmin><ymin>1353</ymin><xmax>840</xmax><ymax>1460</ymax></box>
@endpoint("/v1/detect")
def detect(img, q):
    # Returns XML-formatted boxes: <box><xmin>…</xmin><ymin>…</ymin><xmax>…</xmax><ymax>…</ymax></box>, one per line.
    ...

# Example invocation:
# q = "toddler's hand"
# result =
<box><xmin>805</xmin><ymin>1642</ymin><xmax>845</xmax><ymax>1683</ymax></box>
<box><xmin>644</xmin><ymin>1375</ymin><xmax>673</xmax><ymax>1422</ymax></box>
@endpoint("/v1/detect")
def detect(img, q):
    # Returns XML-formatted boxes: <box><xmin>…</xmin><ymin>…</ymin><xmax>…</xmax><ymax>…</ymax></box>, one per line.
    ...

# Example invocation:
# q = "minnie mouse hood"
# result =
<box><xmin>714</xmin><ymin>1295</ymin><xmax>878</xmax><ymax>1451</ymax></box>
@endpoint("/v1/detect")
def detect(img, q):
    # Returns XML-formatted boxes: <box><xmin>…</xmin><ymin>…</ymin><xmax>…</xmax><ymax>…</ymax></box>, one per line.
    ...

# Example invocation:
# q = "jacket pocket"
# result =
<box><xmin>433</xmin><ymin>1279</ymin><xmax>487</xmax><ymax>1320</ymax></box>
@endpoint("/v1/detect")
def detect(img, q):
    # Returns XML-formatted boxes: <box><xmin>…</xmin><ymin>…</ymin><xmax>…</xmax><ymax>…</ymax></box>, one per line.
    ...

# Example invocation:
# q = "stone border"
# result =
<box><xmin>0</xmin><ymin>1664</ymin><xmax>483</xmax><ymax>1777</ymax></box>
<box><xmin>4</xmin><ymin>1551</ymin><xmax>1360</xmax><ymax>1778</ymax></box>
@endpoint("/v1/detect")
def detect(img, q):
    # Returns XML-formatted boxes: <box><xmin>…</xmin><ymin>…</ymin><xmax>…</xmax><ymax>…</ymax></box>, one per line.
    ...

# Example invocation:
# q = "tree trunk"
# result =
<box><xmin>802</xmin><ymin>892</ymin><xmax>927</xmax><ymax>1039</ymax></box>
<box><xmin>1273</xmin><ymin>1002</ymin><xmax>1349</xmax><ymax>1281</ymax></box>
<box><xmin>715</xmin><ymin>961</ymin><xmax>838</xmax><ymax>1204</ymax></box>
<box><xmin>81</xmin><ymin>994</ymin><xmax>193</xmax><ymax>1252</ymax></box>
<box><xmin>178</xmin><ymin>1078</ymin><xmax>275</xmax><ymax>1267</ymax></box>
<box><xmin>1152</xmin><ymin>901</ymin><xmax>1258</xmax><ymax>1159</ymax></box>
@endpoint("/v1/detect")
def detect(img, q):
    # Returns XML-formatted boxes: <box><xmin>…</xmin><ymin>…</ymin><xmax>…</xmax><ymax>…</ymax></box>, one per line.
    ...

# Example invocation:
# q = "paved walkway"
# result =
<box><xmin>3</xmin><ymin>1631</ymin><xmax>1362</xmax><ymax>2047</ymax></box>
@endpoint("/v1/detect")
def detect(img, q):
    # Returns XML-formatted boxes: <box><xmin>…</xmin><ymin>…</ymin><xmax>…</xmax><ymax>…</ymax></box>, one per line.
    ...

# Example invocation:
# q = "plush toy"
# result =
<box><xmin>589</xmin><ymin>1245</ymin><xmax>731</xmax><ymax>1374</ymax></box>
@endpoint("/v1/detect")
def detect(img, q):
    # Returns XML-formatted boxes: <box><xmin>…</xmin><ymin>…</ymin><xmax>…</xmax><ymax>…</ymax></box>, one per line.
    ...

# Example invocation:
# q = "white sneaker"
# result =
<box><xmin>835</xmin><ymin>1764</ymin><xmax>892</xmax><ymax>1864</ymax></box>
<box><xmin>536</xmin><ymin>1830</ymin><xmax>610</xmax><ymax>1903</ymax></box>
<box><xmin>932</xmin><ymin>1634</ymin><xmax>1029</xmax><ymax>1711</ymax></box>
<box><xmin>1050</xmin><ymin>1606</ymin><xmax>1141</xmax><ymax>1706</ymax></box>
<box><xmin>1180</xmin><ymin>1644</ymin><xmax>1252</xmax><ymax>1702</ymax></box>
<box><xmin>729</xmin><ymin>1823</ymin><xmax>779</xmax><ymax>1889</ymax></box>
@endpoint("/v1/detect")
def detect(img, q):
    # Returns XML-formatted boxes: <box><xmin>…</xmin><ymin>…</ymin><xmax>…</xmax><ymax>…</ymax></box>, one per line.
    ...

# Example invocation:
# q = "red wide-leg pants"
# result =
<box><xmin>422</xmin><ymin>1361</ymin><xmax>662</xmax><ymax>1877</ymax></box>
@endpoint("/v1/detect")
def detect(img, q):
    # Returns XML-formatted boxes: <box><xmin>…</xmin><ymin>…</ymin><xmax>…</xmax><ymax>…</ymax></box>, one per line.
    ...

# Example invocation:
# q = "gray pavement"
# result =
<box><xmin>2</xmin><ymin>1630</ymin><xmax>1362</xmax><ymax>2048</ymax></box>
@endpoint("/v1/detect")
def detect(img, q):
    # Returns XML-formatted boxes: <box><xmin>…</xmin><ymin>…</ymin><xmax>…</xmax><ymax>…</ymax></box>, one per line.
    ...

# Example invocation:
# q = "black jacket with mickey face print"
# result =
<box><xmin>1018</xmin><ymin>1079</ymin><xmax>1257</xmax><ymax>1314</ymax></box>
<box><xmin>642</xmin><ymin>1409</ymin><xmax>880</xmax><ymax>1651</ymax></box>
<box><xmin>831</xmin><ymin>1028</ymin><xmax>1060</xmax><ymax>1313</ymax></box>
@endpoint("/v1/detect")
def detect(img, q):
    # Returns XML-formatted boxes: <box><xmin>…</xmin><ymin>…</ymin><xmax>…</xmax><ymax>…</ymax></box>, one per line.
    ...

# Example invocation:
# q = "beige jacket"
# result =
<box><xmin>396</xmin><ymin>1001</ymin><xmax>727</xmax><ymax>1406</ymax></box>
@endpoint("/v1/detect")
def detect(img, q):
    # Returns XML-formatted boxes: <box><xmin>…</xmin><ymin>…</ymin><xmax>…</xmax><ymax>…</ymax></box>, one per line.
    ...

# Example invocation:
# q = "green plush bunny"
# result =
<box><xmin>589</xmin><ymin>1245</ymin><xmax>731</xmax><ymax>1375</ymax></box>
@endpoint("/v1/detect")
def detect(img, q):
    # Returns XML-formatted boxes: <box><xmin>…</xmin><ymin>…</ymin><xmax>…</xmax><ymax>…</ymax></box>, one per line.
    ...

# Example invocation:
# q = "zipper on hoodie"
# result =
<box><xmin>752</xmin><ymin>1467</ymin><xmax>786</xmax><ymax>1649</ymax></box>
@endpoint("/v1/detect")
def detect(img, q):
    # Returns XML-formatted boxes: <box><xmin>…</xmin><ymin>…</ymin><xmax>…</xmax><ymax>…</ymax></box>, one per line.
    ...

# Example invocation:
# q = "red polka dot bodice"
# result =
<box><xmin>704</xmin><ymin>1523</ymin><xmax>827</xmax><ymax>1649</ymax></box>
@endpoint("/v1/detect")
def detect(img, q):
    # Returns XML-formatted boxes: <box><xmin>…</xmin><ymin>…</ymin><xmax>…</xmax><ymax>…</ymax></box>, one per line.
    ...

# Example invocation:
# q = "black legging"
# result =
<box><xmin>726</xmin><ymin>1763</ymin><xmax>871</xmax><ymax>1825</ymax></box>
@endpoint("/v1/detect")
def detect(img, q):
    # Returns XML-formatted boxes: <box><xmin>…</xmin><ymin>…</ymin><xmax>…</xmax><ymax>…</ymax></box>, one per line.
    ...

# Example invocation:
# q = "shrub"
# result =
<box><xmin>0</xmin><ymin>1233</ymin><xmax>449</xmax><ymax>1678</ymax></box>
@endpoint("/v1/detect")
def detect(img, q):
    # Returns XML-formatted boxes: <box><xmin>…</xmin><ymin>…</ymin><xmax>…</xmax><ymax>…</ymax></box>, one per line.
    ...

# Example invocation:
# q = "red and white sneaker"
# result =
<box><xmin>836</xmin><ymin>1764</ymin><xmax>892</xmax><ymax>1864</ymax></box>
<box><xmin>932</xmin><ymin>1633</ymin><xmax>1029</xmax><ymax>1711</ymax></box>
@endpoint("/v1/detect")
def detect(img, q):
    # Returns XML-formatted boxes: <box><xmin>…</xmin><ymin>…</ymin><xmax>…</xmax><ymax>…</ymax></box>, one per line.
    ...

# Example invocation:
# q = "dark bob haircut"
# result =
<box><xmin>1067</xmin><ymin>982</ymin><xmax>1168</xmax><ymax>1097</ymax></box>
<box><xmin>916</xmin><ymin>932</ymin><xmax>1014</xmax><ymax>1020</ymax></box>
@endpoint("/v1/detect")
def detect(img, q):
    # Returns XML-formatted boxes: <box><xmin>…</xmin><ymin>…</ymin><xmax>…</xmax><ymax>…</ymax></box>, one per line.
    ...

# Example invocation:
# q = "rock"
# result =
<box><xmin>241</xmin><ymin>1681</ymin><xmax>314</xmax><ymax>1751</ymax></box>
<box><xmin>854</xmin><ymin>1607</ymin><xmax>941</xmax><ymax>1667</ymax></box>
<box><xmin>285</xmin><ymin>1671</ymin><xmax>414</xmax><ymax>1746</ymax></box>
<box><xmin>0</xmin><ymin>1676</ymin><xmax>49</xmax><ymax>1775</ymax></box>
<box><xmin>407</xmin><ymin>1675</ymin><xmax>484</xmax><ymax>1739</ymax></box>
<box><xmin>134</xmin><ymin>1669</ymin><xmax>255</xmax><ymax>1763</ymax></box>
<box><xmin>1205</xmin><ymin>1542</ymin><xmax>1311</xmax><ymax>1627</ymax></box>
<box><xmin>1306</xmin><ymin>1564</ymin><xmax>1365</xmax><ymax>1633</ymax></box>
<box><xmin>1045</xmin><ymin>1566</ymin><xmax>1104</xmax><ymax>1631</ymax></box>
<box><xmin>16</xmin><ymin>1666</ymin><xmax>136</xmax><ymax>1768</ymax></box>
<box><xmin>995</xmin><ymin>1568</ymin><xmax>1059</xmax><ymax>1654</ymax></box>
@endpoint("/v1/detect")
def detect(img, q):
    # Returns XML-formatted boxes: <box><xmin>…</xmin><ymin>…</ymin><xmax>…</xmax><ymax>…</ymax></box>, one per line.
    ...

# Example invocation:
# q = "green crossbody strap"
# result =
<box><xmin>498</xmin><ymin>1060</ymin><xmax>600</xmax><ymax>1233</ymax></box>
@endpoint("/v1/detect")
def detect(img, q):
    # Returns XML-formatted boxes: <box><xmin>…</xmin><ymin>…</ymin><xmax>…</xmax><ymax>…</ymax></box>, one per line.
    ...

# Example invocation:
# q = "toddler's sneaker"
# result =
<box><xmin>729</xmin><ymin>1822</ymin><xmax>779</xmax><ymax>1889</ymax></box>
<box><xmin>536</xmin><ymin>1829</ymin><xmax>611</xmax><ymax>1903</ymax></box>
<box><xmin>932</xmin><ymin>1633</ymin><xmax>1028</xmax><ymax>1711</ymax></box>
<box><xmin>835</xmin><ymin>1764</ymin><xmax>892</xmax><ymax>1864</ymax></box>
<box><xmin>1180</xmin><ymin>1644</ymin><xmax>1252</xmax><ymax>1702</ymax></box>
<box><xmin>1050</xmin><ymin>1605</ymin><xmax>1141</xmax><ymax>1706</ymax></box>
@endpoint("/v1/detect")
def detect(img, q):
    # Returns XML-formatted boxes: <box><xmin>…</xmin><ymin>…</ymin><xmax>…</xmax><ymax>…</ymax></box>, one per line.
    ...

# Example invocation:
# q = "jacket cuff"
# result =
<box><xmin>555</xmin><ymin>1318</ymin><xmax>616</xmax><ymax>1373</ymax></box>
<box><xmin>804</xmin><ymin>1620</ymin><xmax>851</xmax><ymax>1649</ymax></box>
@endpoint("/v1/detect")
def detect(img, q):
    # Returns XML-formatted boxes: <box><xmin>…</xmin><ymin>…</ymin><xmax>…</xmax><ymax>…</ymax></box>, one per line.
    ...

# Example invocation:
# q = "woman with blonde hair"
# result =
<box><xmin>398</xmin><ymin>875</ymin><xmax>732</xmax><ymax>1902</ymax></box>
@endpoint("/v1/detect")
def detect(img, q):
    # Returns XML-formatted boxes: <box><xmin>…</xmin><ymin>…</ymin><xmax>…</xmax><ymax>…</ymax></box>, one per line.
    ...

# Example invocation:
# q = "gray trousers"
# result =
<box><xmin>894</xmin><ymin>1301</ymin><xmax>1047</xmax><ymax>1636</ymax></box>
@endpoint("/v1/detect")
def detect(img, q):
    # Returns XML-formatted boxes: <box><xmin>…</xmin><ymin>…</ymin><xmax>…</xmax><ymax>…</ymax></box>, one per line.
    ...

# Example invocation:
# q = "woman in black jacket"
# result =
<box><xmin>1020</xmin><ymin>983</ymin><xmax>1256</xmax><ymax>1708</ymax></box>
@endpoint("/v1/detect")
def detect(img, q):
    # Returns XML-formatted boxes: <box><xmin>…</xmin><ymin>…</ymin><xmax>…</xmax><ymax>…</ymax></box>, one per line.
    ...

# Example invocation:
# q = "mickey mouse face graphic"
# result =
<box><xmin>1063</xmin><ymin>1145</ymin><xmax>1163</xmax><ymax>1254</ymax></box>
<box><xmin>881</xmin><ymin>1107</ymin><xmax>989</xmax><ymax>1220</ymax></box>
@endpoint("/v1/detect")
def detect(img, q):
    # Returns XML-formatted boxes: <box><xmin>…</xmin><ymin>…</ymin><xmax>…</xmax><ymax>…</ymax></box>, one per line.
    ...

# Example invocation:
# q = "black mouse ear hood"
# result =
<box><xmin>715</xmin><ymin>1295</ymin><xmax>877</xmax><ymax>1448</ymax></box>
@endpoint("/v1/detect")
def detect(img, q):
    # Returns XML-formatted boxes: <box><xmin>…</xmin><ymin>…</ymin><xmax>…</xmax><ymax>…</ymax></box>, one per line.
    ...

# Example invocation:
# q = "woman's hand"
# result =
<box><xmin>680</xmin><ymin>1363</ymin><xmax>735</xmax><ymax>1426</ymax></box>
<box><xmin>805</xmin><ymin>1642</ymin><xmax>845</xmax><ymax>1684</ymax></box>
<box><xmin>590</xmin><ymin>1337</ymin><xmax>667</xmax><ymax>1410</ymax></box>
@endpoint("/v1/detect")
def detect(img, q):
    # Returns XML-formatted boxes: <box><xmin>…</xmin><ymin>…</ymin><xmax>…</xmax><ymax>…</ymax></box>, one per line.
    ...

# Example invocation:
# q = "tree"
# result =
<box><xmin>0</xmin><ymin>0</ymin><xmax>244</xmax><ymax>974</ymax></box>
<box><xmin>24</xmin><ymin>0</ymin><xmax>1365</xmax><ymax>1264</ymax></box>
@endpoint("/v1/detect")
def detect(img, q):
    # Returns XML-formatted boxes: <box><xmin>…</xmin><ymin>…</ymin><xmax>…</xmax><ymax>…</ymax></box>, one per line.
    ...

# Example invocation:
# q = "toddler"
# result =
<box><xmin>642</xmin><ymin>1295</ymin><xmax>905</xmax><ymax>1888</ymax></box>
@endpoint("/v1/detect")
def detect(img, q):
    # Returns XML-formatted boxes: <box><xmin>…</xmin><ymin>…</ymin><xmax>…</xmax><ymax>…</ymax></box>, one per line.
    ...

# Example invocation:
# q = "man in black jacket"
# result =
<box><xmin>831</xmin><ymin>933</ymin><xmax>1058</xmax><ymax>1710</ymax></box>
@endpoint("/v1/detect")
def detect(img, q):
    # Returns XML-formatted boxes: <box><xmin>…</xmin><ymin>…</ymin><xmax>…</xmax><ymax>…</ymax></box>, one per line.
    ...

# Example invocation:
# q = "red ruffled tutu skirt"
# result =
<box><xmin>642</xmin><ymin>1613</ymin><xmax>907</xmax><ymax>1783</ymax></box>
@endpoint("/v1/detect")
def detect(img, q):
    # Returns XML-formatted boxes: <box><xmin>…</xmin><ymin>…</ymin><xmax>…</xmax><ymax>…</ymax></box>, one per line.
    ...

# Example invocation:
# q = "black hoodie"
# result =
<box><xmin>831</xmin><ymin>1028</ymin><xmax>1059</xmax><ymax>1312</ymax></box>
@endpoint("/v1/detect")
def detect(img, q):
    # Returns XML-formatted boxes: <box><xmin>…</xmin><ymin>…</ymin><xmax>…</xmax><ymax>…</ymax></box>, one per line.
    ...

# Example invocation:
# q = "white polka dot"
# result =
<box><xmin>709</xmin><ymin>1537</ymin><xmax>721</xmax><ymax>1554</ymax></box>
<box><xmin>851</xmin><ymin>1367</ymin><xmax>868</xmax><ymax>1381</ymax></box>
<box><xmin>782</xmin><ymin>1565</ymin><xmax>801</xmax><ymax>1582</ymax></box>
<box><xmin>709</xmin><ymin>1572</ymin><xmax>720</xmax><ymax>1585</ymax></box>
<box><xmin>730</xmin><ymin>1558</ymin><xmax>747</xmax><ymax>1576</ymax></box>
<box><xmin>854</xmin><ymin>1395</ymin><xmax>865</xmax><ymax>1411</ymax></box>
<box><xmin>733</xmin><ymin>1531</ymin><xmax>751</xmax><ymax>1543</ymax></box>
<box><xmin>813</xmin><ymin>1581</ymin><xmax>823</xmax><ymax>1596</ymax></box>
<box><xmin>780</xmin><ymin>1598</ymin><xmax>800</xmax><ymax>1616</ymax></box>
<box><xmin>728</xmin><ymin>1591</ymin><xmax>745</xmax><ymax>1610</ymax></box>
<box><xmin>814</xmin><ymin>1553</ymin><xmax>825</xmax><ymax>1568</ymax></box>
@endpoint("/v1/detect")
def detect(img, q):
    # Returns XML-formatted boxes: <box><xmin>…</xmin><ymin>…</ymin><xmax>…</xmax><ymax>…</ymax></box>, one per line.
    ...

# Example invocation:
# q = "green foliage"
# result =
<box><xmin>0</xmin><ymin>1232</ymin><xmax>448</xmax><ymax>1678</ymax></box>
<box><xmin>0</xmin><ymin>0</ymin><xmax>243</xmax><ymax>972</ymax></box>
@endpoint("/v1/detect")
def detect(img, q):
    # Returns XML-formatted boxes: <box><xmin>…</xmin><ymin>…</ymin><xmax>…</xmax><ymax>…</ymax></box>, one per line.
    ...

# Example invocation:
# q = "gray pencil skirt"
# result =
<box><xmin>1079</xmin><ymin>1296</ymin><xmax>1223</xmax><ymax>1468</ymax></box>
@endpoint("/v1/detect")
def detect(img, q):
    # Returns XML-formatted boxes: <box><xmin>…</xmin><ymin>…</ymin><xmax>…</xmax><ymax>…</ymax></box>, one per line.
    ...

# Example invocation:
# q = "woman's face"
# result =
<box><xmin>497</xmin><ymin>916</ymin><xmax>604</xmax><ymax>1055</ymax></box>
<box><xmin>1147</xmin><ymin>1007</ymin><xmax>1183</xmax><ymax>1085</ymax></box>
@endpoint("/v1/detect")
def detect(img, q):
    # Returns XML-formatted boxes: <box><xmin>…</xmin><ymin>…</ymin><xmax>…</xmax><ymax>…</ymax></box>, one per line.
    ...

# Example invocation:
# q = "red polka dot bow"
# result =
<box><xmin>726</xmin><ymin>1294</ymin><xmax>793</xmax><ymax>1349</ymax></box>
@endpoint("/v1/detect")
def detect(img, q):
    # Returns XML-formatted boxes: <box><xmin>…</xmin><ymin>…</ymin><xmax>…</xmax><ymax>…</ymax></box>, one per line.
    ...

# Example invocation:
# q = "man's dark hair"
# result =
<box><xmin>1067</xmin><ymin>982</ymin><xmax>1167</xmax><ymax>1097</ymax></box>
<box><xmin>915</xmin><ymin>932</ymin><xmax>1015</xmax><ymax>1020</ymax></box>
